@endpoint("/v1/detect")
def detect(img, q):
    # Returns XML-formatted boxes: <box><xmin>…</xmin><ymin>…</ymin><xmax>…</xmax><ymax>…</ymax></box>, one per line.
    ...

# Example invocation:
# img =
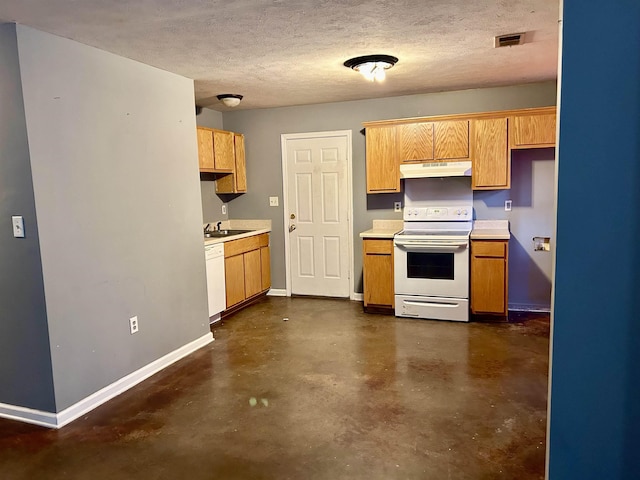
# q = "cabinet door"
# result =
<box><xmin>472</xmin><ymin>118</ymin><xmax>509</xmax><ymax>190</ymax></box>
<box><xmin>366</xmin><ymin>126</ymin><xmax>400</xmax><ymax>193</ymax></box>
<box><xmin>225</xmin><ymin>255</ymin><xmax>246</xmax><ymax>308</ymax></box>
<box><xmin>398</xmin><ymin>122</ymin><xmax>434</xmax><ymax>162</ymax></box>
<box><xmin>213</xmin><ymin>130</ymin><xmax>235</xmax><ymax>170</ymax></box>
<box><xmin>434</xmin><ymin>120</ymin><xmax>469</xmax><ymax>160</ymax></box>
<box><xmin>244</xmin><ymin>249</ymin><xmax>262</xmax><ymax>299</ymax></box>
<box><xmin>363</xmin><ymin>239</ymin><xmax>394</xmax><ymax>308</ymax></box>
<box><xmin>471</xmin><ymin>241</ymin><xmax>508</xmax><ymax>315</ymax></box>
<box><xmin>510</xmin><ymin>113</ymin><xmax>556</xmax><ymax>148</ymax></box>
<box><xmin>197</xmin><ymin>128</ymin><xmax>215</xmax><ymax>172</ymax></box>
<box><xmin>261</xmin><ymin>246</ymin><xmax>271</xmax><ymax>291</ymax></box>
<box><xmin>234</xmin><ymin>134</ymin><xmax>247</xmax><ymax>192</ymax></box>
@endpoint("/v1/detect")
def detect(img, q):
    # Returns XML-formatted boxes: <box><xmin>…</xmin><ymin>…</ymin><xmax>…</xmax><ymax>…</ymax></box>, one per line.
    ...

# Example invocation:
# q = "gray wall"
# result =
<box><xmin>16</xmin><ymin>25</ymin><xmax>210</xmax><ymax>411</ymax></box>
<box><xmin>474</xmin><ymin>148</ymin><xmax>555</xmax><ymax>310</ymax></box>
<box><xmin>196</xmin><ymin>108</ymin><xmax>229</xmax><ymax>224</ymax></box>
<box><xmin>0</xmin><ymin>24</ymin><xmax>56</xmax><ymax>412</ymax></box>
<box><xmin>222</xmin><ymin>83</ymin><xmax>557</xmax><ymax>293</ymax></box>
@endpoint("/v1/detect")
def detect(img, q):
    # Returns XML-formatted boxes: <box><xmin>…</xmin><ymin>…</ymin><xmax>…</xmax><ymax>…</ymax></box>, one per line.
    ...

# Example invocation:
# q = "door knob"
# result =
<box><xmin>290</xmin><ymin>213</ymin><xmax>296</xmax><ymax>219</ymax></box>
<box><xmin>289</xmin><ymin>224</ymin><xmax>297</xmax><ymax>233</ymax></box>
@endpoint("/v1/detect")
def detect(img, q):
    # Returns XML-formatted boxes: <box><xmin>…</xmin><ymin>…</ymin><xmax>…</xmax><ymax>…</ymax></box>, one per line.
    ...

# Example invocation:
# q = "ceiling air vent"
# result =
<box><xmin>494</xmin><ymin>32</ymin><xmax>526</xmax><ymax>48</ymax></box>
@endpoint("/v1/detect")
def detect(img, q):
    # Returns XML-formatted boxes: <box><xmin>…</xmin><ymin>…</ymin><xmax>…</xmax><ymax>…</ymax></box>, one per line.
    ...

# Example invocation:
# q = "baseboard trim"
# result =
<box><xmin>0</xmin><ymin>332</ymin><xmax>214</xmax><ymax>429</ymax></box>
<box><xmin>0</xmin><ymin>402</ymin><xmax>58</xmax><ymax>429</ymax></box>
<box><xmin>509</xmin><ymin>303</ymin><xmax>551</xmax><ymax>313</ymax></box>
<box><xmin>351</xmin><ymin>292</ymin><xmax>364</xmax><ymax>302</ymax></box>
<box><xmin>267</xmin><ymin>288</ymin><xmax>287</xmax><ymax>297</ymax></box>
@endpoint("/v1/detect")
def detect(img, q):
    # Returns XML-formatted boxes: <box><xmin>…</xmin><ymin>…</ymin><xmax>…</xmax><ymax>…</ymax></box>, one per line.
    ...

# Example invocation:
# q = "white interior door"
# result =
<box><xmin>283</xmin><ymin>132</ymin><xmax>351</xmax><ymax>297</ymax></box>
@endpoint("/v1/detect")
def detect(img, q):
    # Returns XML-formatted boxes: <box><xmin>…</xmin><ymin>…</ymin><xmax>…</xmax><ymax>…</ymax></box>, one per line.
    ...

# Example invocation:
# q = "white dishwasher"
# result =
<box><xmin>205</xmin><ymin>243</ymin><xmax>226</xmax><ymax>321</ymax></box>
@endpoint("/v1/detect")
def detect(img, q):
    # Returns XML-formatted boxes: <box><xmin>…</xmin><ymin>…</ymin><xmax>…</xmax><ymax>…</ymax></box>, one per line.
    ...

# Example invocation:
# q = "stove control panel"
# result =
<box><xmin>404</xmin><ymin>206</ymin><xmax>472</xmax><ymax>221</ymax></box>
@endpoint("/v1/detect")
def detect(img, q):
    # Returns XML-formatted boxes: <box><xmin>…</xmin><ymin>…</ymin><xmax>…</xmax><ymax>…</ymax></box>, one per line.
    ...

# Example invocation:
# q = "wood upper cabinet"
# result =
<box><xmin>433</xmin><ymin>120</ymin><xmax>470</xmax><ymax>160</ymax></box>
<box><xmin>398</xmin><ymin>120</ymin><xmax>469</xmax><ymax>163</ymax></box>
<box><xmin>399</xmin><ymin>122</ymin><xmax>434</xmax><ymax>162</ymax></box>
<box><xmin>366</xmin><ymin>126</ymin><xmax>400</xmax><ymax>193</ymax></box>
<box><xmin>197</xmin><ymin>128</ymin><xmax>215</xmax><ymax>171</ymax></box>
<box><xmin>509</xmin><ymin>112</ymin><xmax>556</xmax><ymax>148</ymax></box>
<box><xmin>471</xmin><ymin>240</ymin><xmax>509</xmax><ymax>316</ymax></box>
<box><xmin>363</xmin><ymin>107</ymin><xmax>555</xmax><ymax>193</ymax></box>
<box><xmin>471</xmin><ymin>118</ymin><xmax>509</xmax><ymax>190</ymax></box>
<box><xmin>197</xmin><ymin>127</ymin><xmax>235</xmax><ymax>173</ymax></box>
<box><xmin>223</xmin><ymin>233</ymin><xmax>270</xmax><ymax>310</ymax></box>
<box><xmin>363</xmin><ymin>239</ymin><xmax>394</xmax><ymax>310</ymax></box>
<box><xmin>215</xmin><ymin>133</ymin><xmax>248</xmax><ymax>194</ymax></box>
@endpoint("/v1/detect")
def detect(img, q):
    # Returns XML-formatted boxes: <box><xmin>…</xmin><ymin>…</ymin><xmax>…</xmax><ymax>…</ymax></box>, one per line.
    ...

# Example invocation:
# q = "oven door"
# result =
<box><xmin>394</xmin><ymin>237</ymin><xmax>469</xmax><ymax>298</ymax></box>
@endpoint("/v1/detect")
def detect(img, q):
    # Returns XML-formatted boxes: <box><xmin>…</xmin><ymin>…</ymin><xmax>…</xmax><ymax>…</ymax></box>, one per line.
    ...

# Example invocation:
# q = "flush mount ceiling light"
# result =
<box><xmin>344</xmin><ymin>54</ymin><xmax>398</xmax><ymax>82</ymax></box>
<box><xmin>216</xmin><ymin>94</ymin><xmax>243</xmax><ymax>107</ymax></box>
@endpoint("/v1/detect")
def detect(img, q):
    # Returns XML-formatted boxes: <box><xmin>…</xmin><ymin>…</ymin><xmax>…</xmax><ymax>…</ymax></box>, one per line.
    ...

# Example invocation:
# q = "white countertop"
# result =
<box><xmin>471</xmin><ymin>220</ymin><xmax>511</xmax><ymax>240</ymax></box>
<box><xmin>359</xmin><ymin>219</ymin><xmax>403</xmax><ymax>239</ymax></box>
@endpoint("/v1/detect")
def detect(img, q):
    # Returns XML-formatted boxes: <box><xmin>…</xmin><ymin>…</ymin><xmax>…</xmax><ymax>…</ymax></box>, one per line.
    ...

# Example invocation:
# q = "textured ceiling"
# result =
<box><xmin>0</xmin><ymin>0</ymin><xmax>559</xmax><ymax>111</ymax></box>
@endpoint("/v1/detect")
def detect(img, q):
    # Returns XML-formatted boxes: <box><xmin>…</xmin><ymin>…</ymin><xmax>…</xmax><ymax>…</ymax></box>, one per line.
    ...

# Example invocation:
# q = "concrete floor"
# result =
<box><xmin>0</xmin><ymin>297</ymin><xmax>550</xmax><ymax>479</ymax></box>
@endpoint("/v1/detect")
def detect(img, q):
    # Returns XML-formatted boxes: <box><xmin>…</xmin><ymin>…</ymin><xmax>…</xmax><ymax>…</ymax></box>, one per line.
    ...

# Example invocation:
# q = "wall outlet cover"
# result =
<box><xmin>12</xmin><ymin>216</ymin><xmax>25</xmax><ymax>238</ymax></box>
<box><xmin>269</xmin><ymin>196</ymin><xmax>279</xmax><ymax>207</ymax></box>
<box><xmin>394</xmin><ymin>202</ymin><xmax>402</xmax><ymax>212</ymax></box>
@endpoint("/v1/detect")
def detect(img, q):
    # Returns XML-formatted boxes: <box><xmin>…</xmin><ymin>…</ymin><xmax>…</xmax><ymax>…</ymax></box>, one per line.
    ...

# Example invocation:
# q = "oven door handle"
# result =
<box><xmin>394</xmin><ymin>242</ymin><xmax>468</xmax><ymax>252</ymax></box>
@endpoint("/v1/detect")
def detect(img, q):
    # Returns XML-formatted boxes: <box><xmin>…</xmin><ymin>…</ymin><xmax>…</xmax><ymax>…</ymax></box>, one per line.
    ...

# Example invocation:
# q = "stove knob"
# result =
<box><xmin>462</xmin><ymin>209</ymin><xmax>468</xmax><ymax>216</ymax></box>
<box><xmin>456</xmin><ymin>209</ymin><xmax>461</xmax><ymax>216</ymax></box>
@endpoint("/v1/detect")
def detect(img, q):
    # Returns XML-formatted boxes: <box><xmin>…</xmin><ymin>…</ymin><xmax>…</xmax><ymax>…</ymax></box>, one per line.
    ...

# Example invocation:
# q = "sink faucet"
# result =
<box><xmin>204</xmin><ymin>223</ymin><xmax>212</xmax><ymax>234</ymax></box>
<box><xmin>216</xmin><ymin>221</ymin><xmax>223</xmax><ymax>232</ymax></box>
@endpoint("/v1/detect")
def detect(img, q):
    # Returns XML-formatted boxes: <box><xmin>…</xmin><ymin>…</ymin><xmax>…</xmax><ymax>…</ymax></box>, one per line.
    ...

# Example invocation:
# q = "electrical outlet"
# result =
<box><xmin>269</xmin><ymin>196</ymin><xmax>279</xmax><ymax>207</ymax></box>
<box><xmin>221</xmin><ymin>204</ymin><xmax>227</xmax><ymax>215</ymax></box>
<box><xmin>129</xmin><ymin>316</ymin><xmax>139</xmax><ymax>334</ymax></box>
<box><xmin>394</xmin><ymin>202</ymin><xmax>402</xmax><ymax>212</ymax></box>
<box><xmin>505</xmin><ymin>200</ymin><xmax>512</xmax><ymax>212</ymax></box>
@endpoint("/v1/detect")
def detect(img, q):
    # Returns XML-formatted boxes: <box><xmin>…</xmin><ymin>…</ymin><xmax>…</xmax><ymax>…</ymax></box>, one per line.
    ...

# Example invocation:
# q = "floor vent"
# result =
<box><xmin>494</xmin><ymin>32</ymin><xmax>526</xmax><ymax>48</ymax></box>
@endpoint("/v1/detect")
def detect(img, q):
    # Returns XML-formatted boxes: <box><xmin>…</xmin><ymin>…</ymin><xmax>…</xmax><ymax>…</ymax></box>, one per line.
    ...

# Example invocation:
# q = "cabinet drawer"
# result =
<box><xmin>472</xmin><ymin>241</ymin><xmax>506</xmax><ymax>258</ymax></box>
<box><xmin>363</xmin><ymin>239</ymin><xmax>393</xmax><ymax>254</ymax></box>
<box><xmin>224</xmin><ymin>235</ymin><xmax>261</xmax><ymax>257</ymax></box>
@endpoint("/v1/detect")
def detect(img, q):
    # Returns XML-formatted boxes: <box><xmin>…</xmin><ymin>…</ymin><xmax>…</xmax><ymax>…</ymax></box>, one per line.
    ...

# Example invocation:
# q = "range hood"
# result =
<box><xmin>400</xmin><ymin>161</ymin><xmax>472</xmax><ymax>179</ymax></box>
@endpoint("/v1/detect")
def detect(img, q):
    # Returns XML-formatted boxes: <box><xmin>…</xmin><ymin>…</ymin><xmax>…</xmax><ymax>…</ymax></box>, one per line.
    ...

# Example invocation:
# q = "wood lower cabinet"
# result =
<box><xmin>224</xmin><ymin>254</ymin><xmax>246</xmax><ymax>308</ymax></box>
<box><xmin>362</xmin><ymin>239</ymin><xmax>394</xmax><ymax>310</ymax></box>
<box><xmin>223</xmin><ymin>233</ymin><xmax>270</xmax><ymax>310</ymax></box>
<box><xmin>509</xmin><ymin>111</ymin><xmax>556</xmax><ymax>149</ymax></box>
<box><xmin>260</xmin><ymin>246</ymin><xmax>271</xmax><ymax>291</ymax></box>
<box><xmin>471</xmin><ymin>118</ymin><xmax>509</xmax><ymax>190</ymax></box>
<box><xmin>471</xmin><ymin>240</ymin><xmax>509</xmax><ymax>316</ymax></box>
<box><xmin>366</xmin><ymin>125</ymin><xmax>400</xmax><ymax>193</ymax></box>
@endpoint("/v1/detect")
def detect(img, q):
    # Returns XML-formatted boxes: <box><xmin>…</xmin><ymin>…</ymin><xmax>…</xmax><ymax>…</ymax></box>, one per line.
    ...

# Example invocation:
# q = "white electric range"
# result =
<box><xmin>394</xmin><ymin>177</ymin><xmax>473</xmax><ymax>321</ymax></box>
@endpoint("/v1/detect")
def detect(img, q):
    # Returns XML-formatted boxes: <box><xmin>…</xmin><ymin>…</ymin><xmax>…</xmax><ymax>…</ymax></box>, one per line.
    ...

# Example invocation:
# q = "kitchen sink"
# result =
<box><xmin>204</xmin><ymin>229</ymin><xmax>253</xmax><ymax>238</ymax></box>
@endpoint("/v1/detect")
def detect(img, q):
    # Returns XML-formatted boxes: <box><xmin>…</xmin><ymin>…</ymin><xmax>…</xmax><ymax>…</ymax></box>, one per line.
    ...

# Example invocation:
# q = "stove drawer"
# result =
<box><xmin>395</xmin><ymin>295</ymin><xmax>469</xmax><ymax>322</ymax></box>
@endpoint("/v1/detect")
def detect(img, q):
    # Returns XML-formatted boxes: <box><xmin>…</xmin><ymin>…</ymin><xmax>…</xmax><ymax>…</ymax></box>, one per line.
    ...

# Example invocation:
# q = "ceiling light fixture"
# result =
<box><xmin>344</xmin><ymin>54</ymin><xmax>398</xmax><ymax>82</ymax></box>
<box><xmin>216</xmin><ymin>94</ymin><xmax>243</xmax><ymax>107</ymax></box>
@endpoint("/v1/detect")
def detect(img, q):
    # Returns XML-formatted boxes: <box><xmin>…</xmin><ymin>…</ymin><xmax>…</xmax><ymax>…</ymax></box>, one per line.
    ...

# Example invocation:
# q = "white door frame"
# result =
<box><xmin>281</xmin><ymin>130</ymin><xmax>354</xmax><ymax>299</ymax></box>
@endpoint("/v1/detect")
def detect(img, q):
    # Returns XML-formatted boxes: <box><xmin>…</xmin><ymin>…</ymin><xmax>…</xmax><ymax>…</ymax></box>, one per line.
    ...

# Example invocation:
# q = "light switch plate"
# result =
<box><xmin>12</xmin><ymin>216</ymin><xmax>24</xmax><ymax>238</ymax></box>
<box><xmin>504</xmin><ymin>200</ymin><xmax>512</xmax><ymax>212</ymax></box>
<box><xmin>221</xmin><ymin>204</ymin><xmax>227</xmax><ymax>215</ymax></box>
<box><xmin>269</xmin><ymin>196</ymin><xmax>279</xmax><ymax>207</ymax></box>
